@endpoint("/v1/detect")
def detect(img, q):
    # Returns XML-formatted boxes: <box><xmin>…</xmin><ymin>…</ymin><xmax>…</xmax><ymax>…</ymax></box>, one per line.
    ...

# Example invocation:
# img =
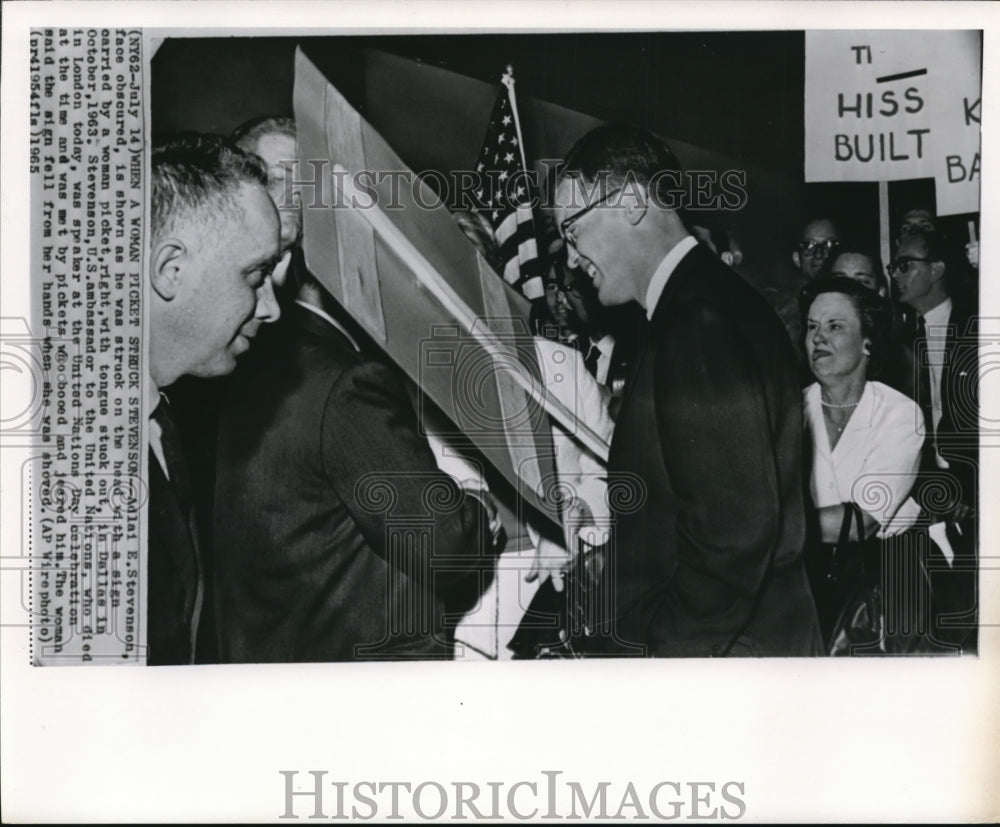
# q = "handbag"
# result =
<box><xmin>821</xmin><ymin>503</ymin><xmax>886</xmax><ymax>655</ymax></box>
<box><xmin>826</xmin><ymin>506</ymin><xmax>948</xmax><ymax>656</ymax></box>
<box><xmin>810</xmin><ymin>502</ymin><xmax>884</xmax><ymax>655</ymax></box>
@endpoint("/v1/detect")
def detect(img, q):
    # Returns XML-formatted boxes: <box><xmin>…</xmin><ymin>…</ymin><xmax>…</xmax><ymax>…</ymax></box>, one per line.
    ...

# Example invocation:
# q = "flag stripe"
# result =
<box><xmin>502</xmin><ymin>258</ymin><xmax>521</xmax><ymax>285</ymax></box>
<box><xmin>496</xmin><ymin>211</ymin><xmax>519</xmax><ymax>245</ymax></box>
<box><xmin>472</xmin><ymin>76</ymin><xmax>542</xmax><ymax>302</ymax></box>
<box><xmin>521</xmin><ymin>276</ymin><xmax>544</xmax><ymax>301</ymax></box>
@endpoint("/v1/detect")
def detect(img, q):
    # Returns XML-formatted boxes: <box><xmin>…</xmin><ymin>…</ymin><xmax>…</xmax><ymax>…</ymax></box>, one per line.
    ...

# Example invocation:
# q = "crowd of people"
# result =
<box><xmin>145</xmin><ymin>115</ymin><xmax>979</xmax><ymax>665</ymax></box>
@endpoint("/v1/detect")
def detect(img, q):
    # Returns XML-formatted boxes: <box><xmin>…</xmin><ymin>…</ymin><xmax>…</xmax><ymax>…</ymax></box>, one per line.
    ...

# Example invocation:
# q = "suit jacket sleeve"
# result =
<box><xmin>320</xmin><ymin>357</ymin><xmax>492</xmax><ymax>584</ymax></box>
<box><xmin>654</xmin><ymin>302</ymin><xmax>783</xmax><ymax>619</ymax></box>
<box><xmin>941</xmin><ymin>307</ymin><xmax>979</xmax><ymax>507</ymax></box>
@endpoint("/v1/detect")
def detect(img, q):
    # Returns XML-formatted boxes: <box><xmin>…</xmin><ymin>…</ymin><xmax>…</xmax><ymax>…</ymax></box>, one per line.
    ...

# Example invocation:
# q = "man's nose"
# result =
<box><xmin>254</xmin><ymin>275</ymin><xmax>281</xmax><ymax>324</ymax></box>
<box><xmin>565</xmin><ymin>243</ymin><xmax>581</xmax><ymax>270</ymax></box>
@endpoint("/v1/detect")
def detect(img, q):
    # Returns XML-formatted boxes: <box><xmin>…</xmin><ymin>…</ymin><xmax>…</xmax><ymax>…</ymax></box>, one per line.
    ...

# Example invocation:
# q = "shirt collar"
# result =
<box><xmin>645</xmin><ymin>235</ymin><xmax>698</xmax><ymax>320</ymax></box>
<box><xmin>593</xmin><ymin>333</ymin><xmax>615</xmax><ymax>356</ymax></box>
<box><xmin>922</xmin><ymin>297</ymin><xmax>952</xmax><ymax>329</ymax></box>
<box><xmin>145</xmin><ymin>370</ymin><xmax>161</xmax><ymax>418</ymax></box>
<box><xmin>296</xmin><ymin>299</ymin><xmax>361</xmax><ymax>352</ymax></box>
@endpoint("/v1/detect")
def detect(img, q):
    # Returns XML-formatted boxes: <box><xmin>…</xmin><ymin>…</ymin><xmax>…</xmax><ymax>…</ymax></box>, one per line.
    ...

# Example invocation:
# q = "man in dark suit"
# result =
<box><xmin>212</xmin><ymin>274</ymin><xmax>500</xmax><ymax>662</ymax></box>
<box><xmin>551</xmin><ymin>125</ymin><xmax>822</xmax><ymax>656</ymax></box>
<box><xmin>211</xmin><ymin>117</ymin><xmax>500</xmax><ymax>662</ymax></box>
<box><xmin>892</xmin><ymin>230</ymin><xmax>978</xmax><ymax>651</ymax></box>
<box><xmin>147</xmin><ymin>134</ymin><xmax>283</xmax><ymax>664</ymax></box>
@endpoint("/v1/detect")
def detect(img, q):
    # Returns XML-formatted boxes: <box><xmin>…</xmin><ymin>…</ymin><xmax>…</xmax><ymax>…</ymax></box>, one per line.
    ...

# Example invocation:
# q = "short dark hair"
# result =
<box><xmin>799</xmin><ymin>276</ymin><xmax>893</xmax><ymax>377</ymax></box>
<box><xmin>151</xmin><ymin>133</ymin><xmax>267</xmax><ymax>245</ymax></box>
<box><xmin>896</xmin><ymin>230</ymin><xmax>969</xmax><ymax>299</ymax></box>
<box><xmin>558</xmin><ymin>124</ymin><xmax>684</xmax><ymax>211</ymax></box>
<box><xmin>823</xmin><ymin>246</ymin><xmax>888</xmax><ymax>295</ymax></box>
<box><xmin>899</xmin><ymin>229</ymin><xmax>954</xmax><ymax>269</ymax></box>
<box><xmin>798</xmin><ymin>216</ymin><xmax>840</xmax><ymax>239</ymax></box>
<box><xmin>231</xmin><ymin>115</ymin><xmax>297</xmax><ymax>155</ymax></box>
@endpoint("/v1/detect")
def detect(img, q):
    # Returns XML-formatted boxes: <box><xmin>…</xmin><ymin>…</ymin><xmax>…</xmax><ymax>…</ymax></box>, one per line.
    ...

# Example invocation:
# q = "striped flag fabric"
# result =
<box><xmin>472</xmin><ymin>68</ymin><xmax>544</xmax><ymax>301</ymax></box>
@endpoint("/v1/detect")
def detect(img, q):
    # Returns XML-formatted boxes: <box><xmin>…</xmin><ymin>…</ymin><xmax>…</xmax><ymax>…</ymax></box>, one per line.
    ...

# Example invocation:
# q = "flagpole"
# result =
<box><xmin>501</xmin><ymin>66</ymin><xmax>530</xmax><ymax>176</ymax></box>
<box><xmin>499</xmin><ymin>65</ymin><xmax>546</xmax><ymax>302</ymax></box>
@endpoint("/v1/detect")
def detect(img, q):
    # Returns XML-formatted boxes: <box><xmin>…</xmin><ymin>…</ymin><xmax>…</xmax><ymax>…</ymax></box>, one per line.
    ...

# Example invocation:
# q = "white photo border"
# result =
<box><xmin>2</xmin><ymin>1</ymin><xmax>999</xmax><ymax>822</ymax></box>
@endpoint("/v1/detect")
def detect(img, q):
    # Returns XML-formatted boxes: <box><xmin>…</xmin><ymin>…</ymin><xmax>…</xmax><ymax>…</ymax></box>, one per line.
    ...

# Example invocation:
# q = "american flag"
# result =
<box><xmin>472</xmin><ymin>68</ymin><xmax>543</xmax><ymax>301</ymax></box>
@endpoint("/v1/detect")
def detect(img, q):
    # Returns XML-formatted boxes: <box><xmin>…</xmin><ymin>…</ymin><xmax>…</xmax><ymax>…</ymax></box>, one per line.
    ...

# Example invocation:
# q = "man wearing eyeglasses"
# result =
<box><xmin>551</xmin><ymin>124</ymin><xmax>822</xmax><ymax>657</ymax></box>
<box><xmin>792</xmin><ymin>218</ymin><xmax>841</xmax><ymax>281</ymax></box>
<box><xmin>891</xmin><ymin>230</ymin><xmax>978</xmax><ymax>652</ymax></box>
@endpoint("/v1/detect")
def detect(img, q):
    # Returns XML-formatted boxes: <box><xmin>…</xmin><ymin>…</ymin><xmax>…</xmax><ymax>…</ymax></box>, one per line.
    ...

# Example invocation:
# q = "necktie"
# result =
<box><xmin>584</xmin><ymin>340</ymin><xmax>600</xmax><ymax>378</ymax></box>
<box><xmin>915</xmin><ymin>316</ymin><xmax>934</xmax><ymax>441</ymax></box>
<box><xmin>150</xmin><ymin>398</ymin><xmax>204</xmax><ymax>662</ymax></box>
<box><xmin>914</xmin><ymin>315</ymin><xmax>939</xmax><ymax>482</ymax></box>
<box><xmin>152</xmin><ymin>399</ymin><xmax>193</xmax><ymax>508</ymax></box>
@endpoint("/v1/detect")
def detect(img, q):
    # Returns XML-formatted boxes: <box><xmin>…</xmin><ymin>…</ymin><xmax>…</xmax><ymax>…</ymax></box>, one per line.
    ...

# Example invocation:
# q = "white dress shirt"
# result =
<box><xmin>533</xmin><ymin>336</ymin><xmax>615</xmax><ymax>524</ymax></box>
<box><xmin>584</xmin><ymin>333</ymin><xmax>616</xmax><ymax>386</ymax></box>
<box><xmin>921</xmin><ymin>296</ymin><xmax>952</xmax><ymax>461</ymax></box>
<box><xmin>146</xmin><ymin>371</ymin><xmax>169</xmax><ymax>480</ymax></box>
<box><xmin>644</xmin><ymin>235</ymin><xmax>698</xmax><ymax>320</ymax></box>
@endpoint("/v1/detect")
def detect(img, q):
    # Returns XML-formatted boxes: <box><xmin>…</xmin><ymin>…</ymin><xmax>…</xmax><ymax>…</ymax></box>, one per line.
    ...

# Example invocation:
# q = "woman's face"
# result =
<box><xmin>805</xmin><ymin>292</ymin><xmax>870</xmax><ymax>383</ymax></box>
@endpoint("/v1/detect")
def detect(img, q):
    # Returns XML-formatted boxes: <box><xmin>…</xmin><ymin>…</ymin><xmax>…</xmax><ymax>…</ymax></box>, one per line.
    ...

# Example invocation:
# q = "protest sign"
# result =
<box><xmin>806</xmin><ymin>29</ymin><xmax>981</xmax><ymax>216</ymax></box>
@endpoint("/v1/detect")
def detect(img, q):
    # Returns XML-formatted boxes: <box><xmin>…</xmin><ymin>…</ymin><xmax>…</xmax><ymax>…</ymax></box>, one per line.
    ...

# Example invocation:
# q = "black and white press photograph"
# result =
<box><xmin>2</xmin><ymin>2</ymin><xmax>997</xmax><ymax>822</ymax></box>
<box><xmin>147</xmin><ymin>28</ymin><xmax>983</xmax><ymax>664</ymax></box>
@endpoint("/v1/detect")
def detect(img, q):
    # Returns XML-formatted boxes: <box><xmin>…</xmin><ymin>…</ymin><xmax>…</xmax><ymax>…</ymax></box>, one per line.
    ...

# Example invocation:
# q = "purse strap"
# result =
<box><xmin>833</xmin><ymin>502</ymin><xmax>869</xmax><ymax>568</ymax></box>
<box><xmin>851</xmin><ymin>502</ymin><xmax>866</xmax><ymax>545</ymax></box>
<box><xmin>839</xmin><ymin>502</ymin><xmax>866</xmax><ymax>543</ymax></box>
<box><xmin>836</xmin><ymin>501</ymin><xmax>860</xmax><ymax>547</ymax></box>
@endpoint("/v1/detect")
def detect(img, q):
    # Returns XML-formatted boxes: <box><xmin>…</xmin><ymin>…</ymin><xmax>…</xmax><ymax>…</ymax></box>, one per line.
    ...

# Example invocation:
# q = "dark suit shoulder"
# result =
<box><xmin>948</xmin><ymin>301</ymin><xmax>977</xmax><ymax>338</ymax></box>
<box><xmin>319</xmin><ymin>351</ymin><xmax>411</xmax><ymax>429</ymax></box>
<box><xmin>653</xmin><ymin>245</ymin><xmax>791</xmax><ymax>358</ymax></box>
<box><xmin>656</xmin><ymin>244</ymin><xmax>775</xmax><ymax>321</ymax></box>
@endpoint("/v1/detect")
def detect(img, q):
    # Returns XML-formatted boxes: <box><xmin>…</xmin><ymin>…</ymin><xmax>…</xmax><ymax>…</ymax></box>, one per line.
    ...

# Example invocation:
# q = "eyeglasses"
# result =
<box><xmin>887</xmin><ymin>256</ymin><xmax>934</xmax><ymax>276</ymax></box>
<box><xmin>559</xmin><ymin>187</ymin><xmax>623</xmax><ymax>247</ymax></box>
<box><xmin>797</xmin><ymin>239</ymin><xmax>840</xmax><ymax>256</ymax></box>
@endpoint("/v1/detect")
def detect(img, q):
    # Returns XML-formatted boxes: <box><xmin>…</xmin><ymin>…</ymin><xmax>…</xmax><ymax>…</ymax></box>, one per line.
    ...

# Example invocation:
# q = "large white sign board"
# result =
<box><xmin>806</xmin><ymin>30</ymin><xmax>981</xmax><ymax>215</ymax></box>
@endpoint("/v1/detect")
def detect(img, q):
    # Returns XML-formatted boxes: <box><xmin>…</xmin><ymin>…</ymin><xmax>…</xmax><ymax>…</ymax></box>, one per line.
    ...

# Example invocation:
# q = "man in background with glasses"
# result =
<box><xmin>891</xmin><ymin>230</ymin><xmax>979</xmax><ymax>652</ymax></box>
<box><xmin>774</xmin><ymin>217</ymin><xmax>841</xmax><ymax>350</ymax></box>
<box><xmin>792</xmin><ymin>218</ymin><xmax>841</xmax><ymax>282</ymax></box>
<box><xmin>551</xmin><ymin>124</ymin><xmax>822</xmax><ymax>657</ymax></box>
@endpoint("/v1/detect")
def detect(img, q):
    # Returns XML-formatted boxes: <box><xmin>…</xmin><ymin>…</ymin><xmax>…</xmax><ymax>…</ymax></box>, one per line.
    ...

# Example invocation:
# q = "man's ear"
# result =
<box><xmin>151</xmin><ymin>238</ymin><xmax>186</xmax><ymax>301</ymax></box>
<box><xmin>929</xmin><ymin>259</ymin><xmax>946</xmax><ymax>284</ymax></box>
<box><xmin>792</xmin><ymin>251</ymin><xmax>802</xmax><ymax>271</ymax></box>
<box><xmin>620</xmin><ymin>180</ymin><xmax>649</xmax><ymax>227</ymax></box>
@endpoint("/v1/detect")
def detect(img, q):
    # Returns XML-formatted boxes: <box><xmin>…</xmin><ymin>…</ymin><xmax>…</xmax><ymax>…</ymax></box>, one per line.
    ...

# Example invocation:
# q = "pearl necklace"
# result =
<box><xmin>822</xmin><ymin>395</ymin><xmax>860</xmax><ymax>435</ymax></box>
